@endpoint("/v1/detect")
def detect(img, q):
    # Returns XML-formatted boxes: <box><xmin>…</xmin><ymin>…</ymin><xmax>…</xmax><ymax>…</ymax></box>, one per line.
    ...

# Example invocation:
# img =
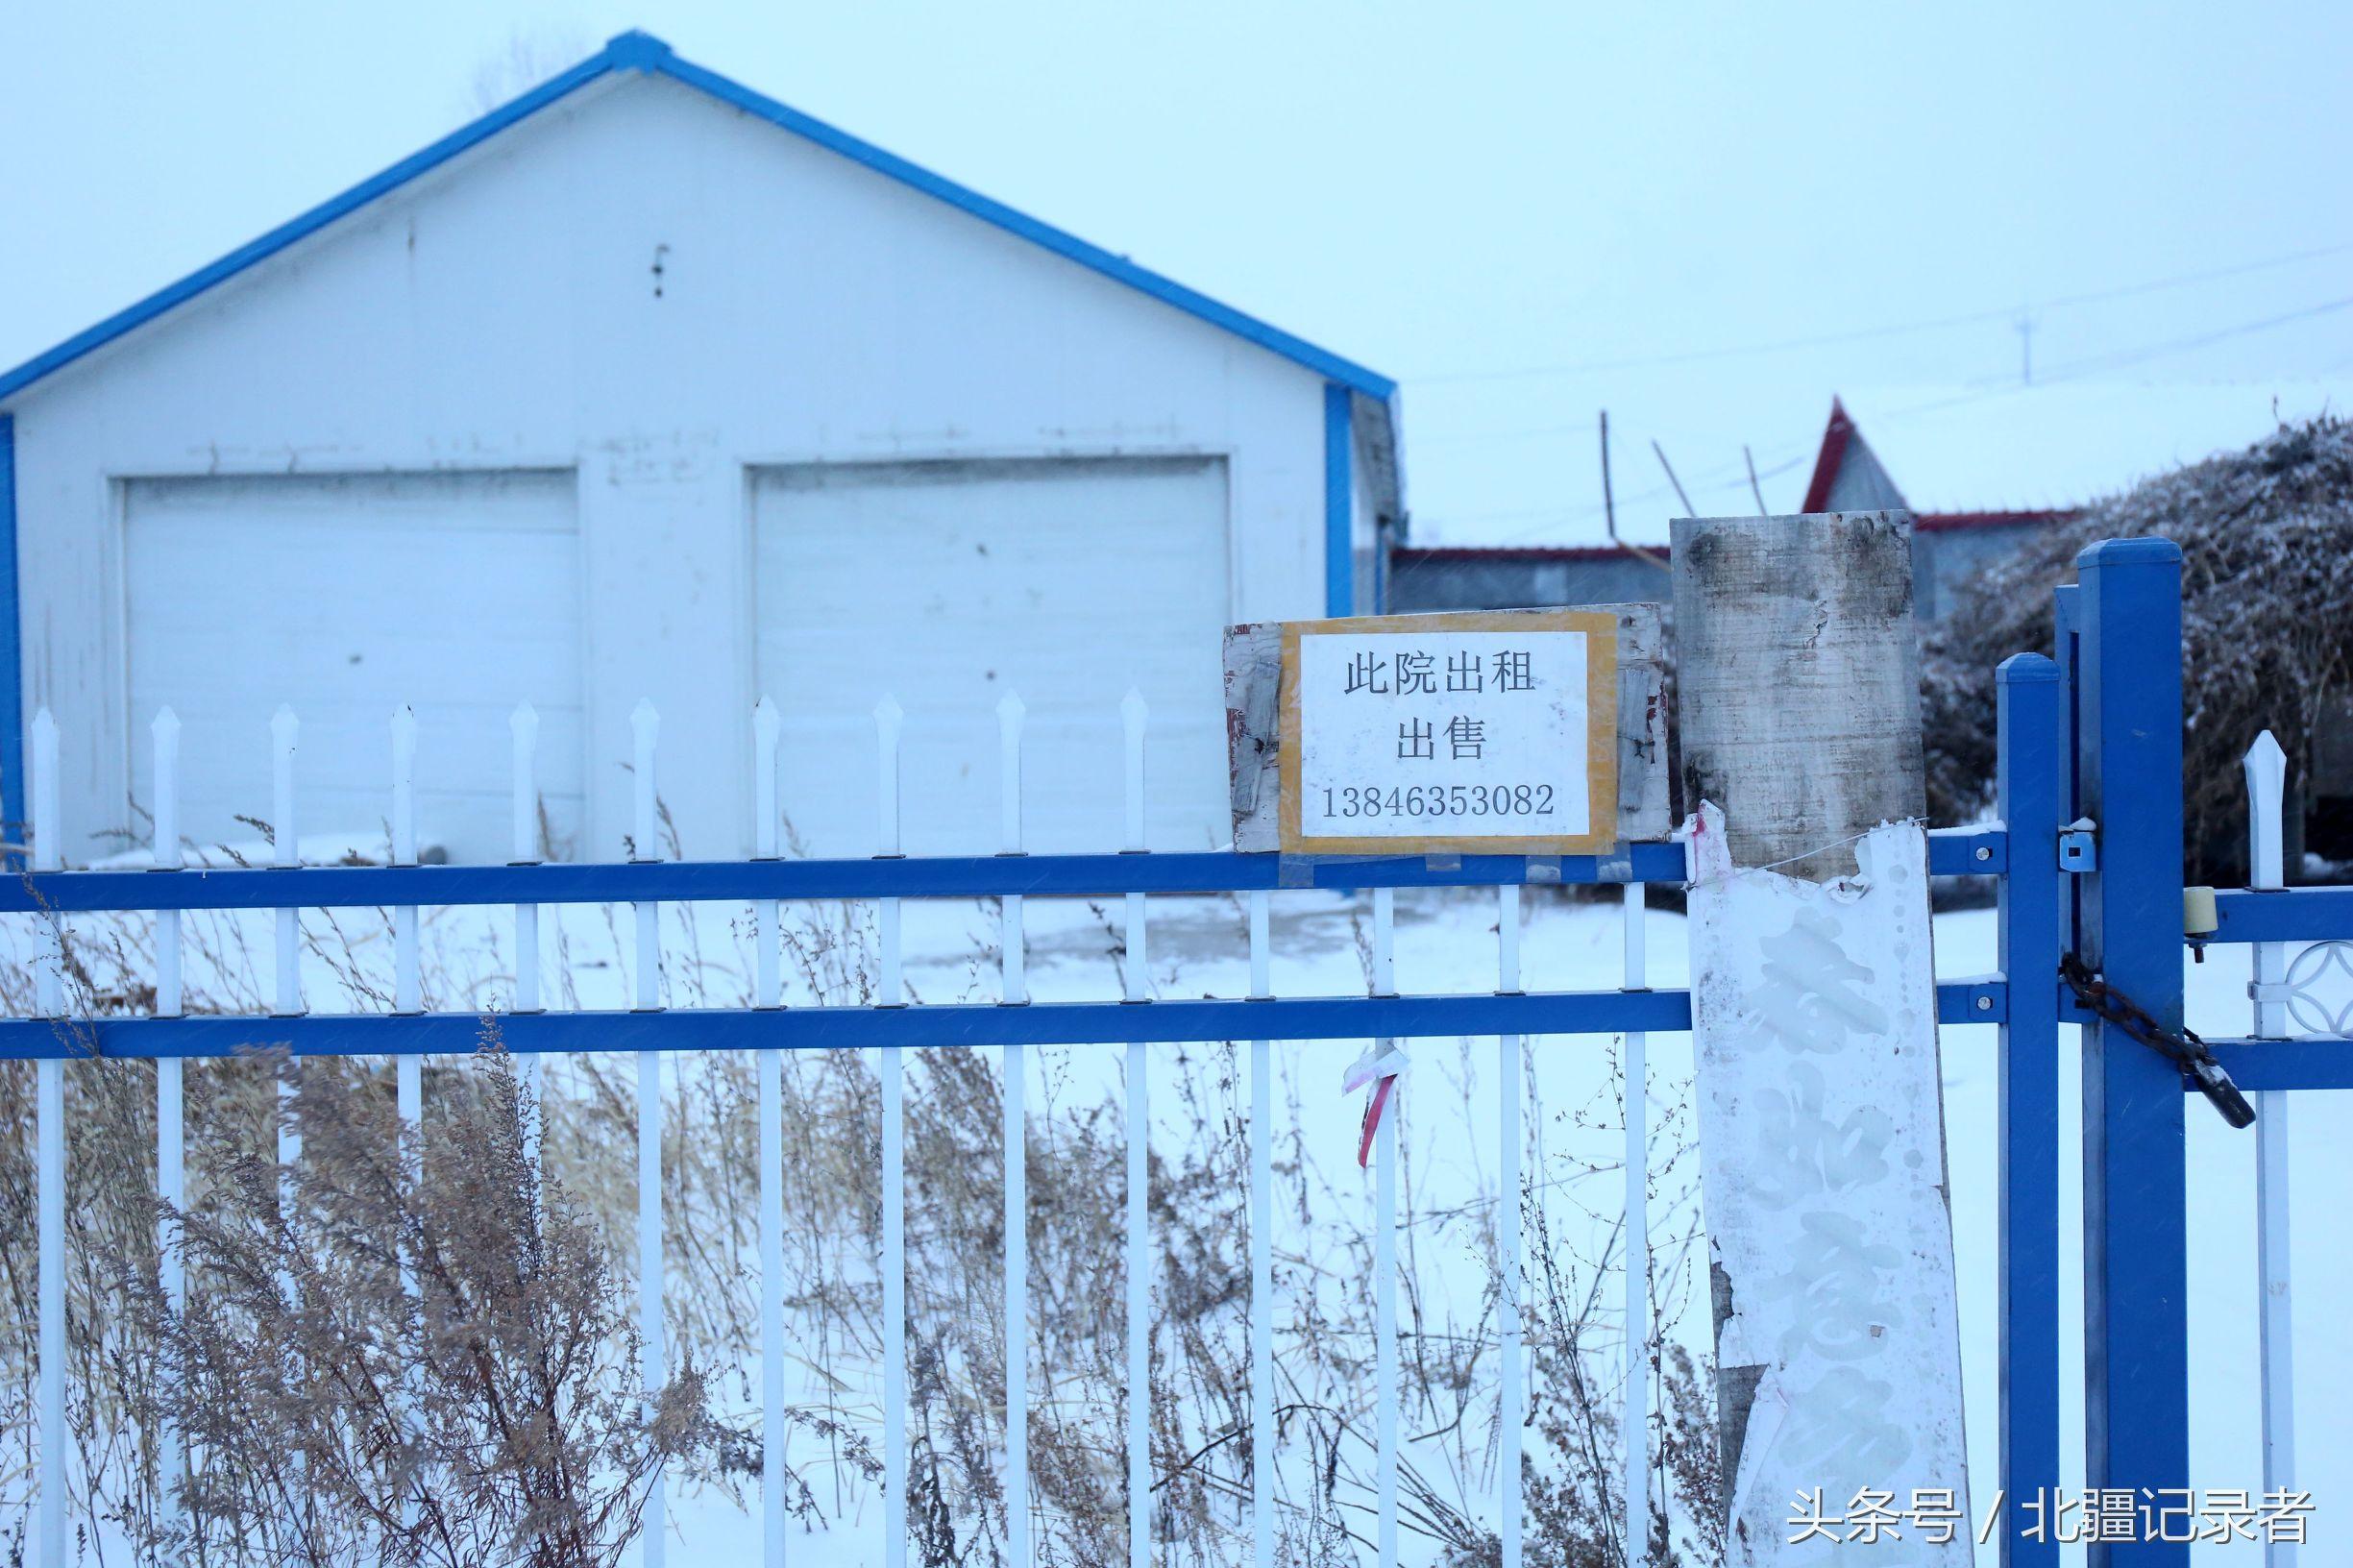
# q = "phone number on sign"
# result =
<box><xmin>1319</xmin><ymin>783</ymin><xmax>1557</xmax><ymax>820</ymax></box>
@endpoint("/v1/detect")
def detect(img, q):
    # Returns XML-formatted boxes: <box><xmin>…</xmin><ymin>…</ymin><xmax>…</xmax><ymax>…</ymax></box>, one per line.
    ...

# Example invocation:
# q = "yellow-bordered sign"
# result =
<box><xmin>1278</xmin><ymin>609</ymin><xmax>1620</xmax><ymax>854</ymax></box>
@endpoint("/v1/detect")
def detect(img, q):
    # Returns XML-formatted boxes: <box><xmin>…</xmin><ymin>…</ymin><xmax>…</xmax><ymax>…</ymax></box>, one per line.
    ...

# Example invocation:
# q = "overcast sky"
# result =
<box><xmin>8</xmin><ymin>1</ymin><xmax>2350</xmax><ymax>542</ymax></box>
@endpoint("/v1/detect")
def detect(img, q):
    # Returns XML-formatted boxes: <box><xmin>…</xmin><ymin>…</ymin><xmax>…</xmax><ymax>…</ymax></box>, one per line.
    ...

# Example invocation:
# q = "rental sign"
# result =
<box><xmin>1216</xmin><ymin>609</ymin><xmax>1626</xmax><ymax>855</ymax></box>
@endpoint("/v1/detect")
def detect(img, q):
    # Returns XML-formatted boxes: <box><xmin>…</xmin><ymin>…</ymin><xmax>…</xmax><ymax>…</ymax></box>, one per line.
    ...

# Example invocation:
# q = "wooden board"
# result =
<box><xmin>1222</xmin><ymin>603</ymin><xmax>1671</xmax><ymax>853</ymax></box>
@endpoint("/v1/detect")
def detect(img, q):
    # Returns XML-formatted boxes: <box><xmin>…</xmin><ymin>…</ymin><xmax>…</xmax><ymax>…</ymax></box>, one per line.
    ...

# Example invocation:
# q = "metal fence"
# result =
<box><xmin>25</xmin><ymin>534</ymin><xmax>2353</xmax><ymax>1568</ymax></box>
<box><xmin>5</xmin><ymin>683</ymin><xmax>2016</xmax><ymax>1567</ymax></box>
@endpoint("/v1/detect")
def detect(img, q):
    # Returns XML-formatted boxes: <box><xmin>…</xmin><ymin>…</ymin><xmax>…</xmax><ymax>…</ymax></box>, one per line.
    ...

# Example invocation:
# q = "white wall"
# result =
<box><xmin>6</xmin><ymin>72</ymin><xmax>1336</xmax><ymax>861</ymax></box>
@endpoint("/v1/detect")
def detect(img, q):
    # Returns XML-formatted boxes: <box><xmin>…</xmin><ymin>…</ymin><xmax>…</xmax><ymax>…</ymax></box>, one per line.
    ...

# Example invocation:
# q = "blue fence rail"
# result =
<box><xmin>0</xmin><ymin>838</ymin><xmax>2007</xmax><ymax>1065</ymax></box>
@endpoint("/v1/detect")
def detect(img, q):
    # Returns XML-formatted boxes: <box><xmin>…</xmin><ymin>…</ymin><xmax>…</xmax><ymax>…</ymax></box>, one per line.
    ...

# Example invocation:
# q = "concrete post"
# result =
<box><xmin>1670</xmin><ymin>510</ymin><xmax>1924</xmax><ymax>879</ymax></box>
<box><xmin>1673</xmin><ymin>511</ymin><xmax>1970</xmax><ymax>1562</ymax></box>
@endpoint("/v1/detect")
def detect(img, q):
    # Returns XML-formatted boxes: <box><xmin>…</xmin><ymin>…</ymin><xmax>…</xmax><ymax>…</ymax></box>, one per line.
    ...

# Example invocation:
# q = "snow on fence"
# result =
<box><xmin>12</xmin><ymin>691</ymin><xmax>1666</xmax><ymax>1568</ymax></box>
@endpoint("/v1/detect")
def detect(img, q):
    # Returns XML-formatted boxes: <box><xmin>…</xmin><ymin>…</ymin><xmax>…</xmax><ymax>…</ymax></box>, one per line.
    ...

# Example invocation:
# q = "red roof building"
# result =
<box><xmin>1389</xmin><ymin>399</ymin><xmax>2072</xmax><ymax>620</ymax></box>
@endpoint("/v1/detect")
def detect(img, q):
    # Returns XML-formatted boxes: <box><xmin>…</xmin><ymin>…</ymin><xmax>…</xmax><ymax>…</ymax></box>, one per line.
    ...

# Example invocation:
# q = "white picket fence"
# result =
<box><xmin>17</xmin><ymin>689</ymin><xmax>1660</xmax><ymax>1568</ymax></box>
<box><xmin>2243</xmin><ymin>731</ymin><xmax>2296</xmax><ymax>1568</ymax></box>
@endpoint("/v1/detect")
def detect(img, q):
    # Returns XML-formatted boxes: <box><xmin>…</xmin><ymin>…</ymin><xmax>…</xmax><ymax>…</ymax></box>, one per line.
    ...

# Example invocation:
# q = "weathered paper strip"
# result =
<box><xmin>1686</xmin><ymin>802</ymin><xmax>1971</xmax><ymax>1564</ymax></box>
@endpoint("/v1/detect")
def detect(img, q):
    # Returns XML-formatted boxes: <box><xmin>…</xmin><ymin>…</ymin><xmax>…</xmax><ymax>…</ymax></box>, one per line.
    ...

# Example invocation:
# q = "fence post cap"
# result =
<box><xmin>2075</xmin><ymin>535</ymin><xmax>2182</xmax><ymax>569</ymax></box>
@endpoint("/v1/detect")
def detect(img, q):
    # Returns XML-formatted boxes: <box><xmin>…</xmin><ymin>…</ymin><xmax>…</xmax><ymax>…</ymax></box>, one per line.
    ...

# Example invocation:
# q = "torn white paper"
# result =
<box><xmin>1685</xmin><ymin>802</ymin><xmax>1971</xmax><ymax>1565</ymax></box>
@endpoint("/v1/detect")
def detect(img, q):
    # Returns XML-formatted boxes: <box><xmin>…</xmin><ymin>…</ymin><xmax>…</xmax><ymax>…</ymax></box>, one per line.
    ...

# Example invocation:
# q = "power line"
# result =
<box><xmin>1411</xmin><ymin>290</ymin><xmax>2353</xmax><ymax>546</ymax></box>
<box><xmin>1405</xmin><ymin>240</ymin><xmax>2353</xmax><ymax>387</ymax></box>
<box><xmin>2036</xmin><ymin>294</ymin><xmax>2353</xmax><ymax>382</ymax></box>
<box><xmin>1422</xmin><ymin>451</ymin><xmax>1808</xmax><ymax>543</ymax></box>
<box><xmin>1871</xmin><ymin>294</ymin><xmax>2353</xmax><ymax>426</ymax></box>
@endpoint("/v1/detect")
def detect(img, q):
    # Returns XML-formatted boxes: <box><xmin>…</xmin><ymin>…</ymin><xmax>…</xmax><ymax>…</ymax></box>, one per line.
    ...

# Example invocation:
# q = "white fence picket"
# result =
<box><xmin>997</xmin><ymin>690</ymin><xmax>1030</xmax><ymax>1568</ymax></box>
<box><xmin>754</xmin><ymin>696</ymin><xmax>784</xmax><ymax>1006</ymax></box>
<box><xmin>875</xmin><ymin>694</ymin><xmax>909</xmax><ymax>1568</ymax></box>
<box><xmin>152</xmin><ymin>706</ymin><xmax>186</xmax><ymax>1546</ymax></box>
<box><xmin>154</xmin><ymin>707</ymin><xmax>184</xmax><ymax>1007</ymax></box>
<box><xmin>268</xmin><ymin>703</ymin><xmax>303</xmax><ymax>1457</ymax></box>
<box><xmin>2244</xmin><ymin>731</ymin><xmax>2294</xmax><ymax>1568</ymax></box>
<box><xmin>509</xmin><ymin>702</ymin><xmax>544</xmax><ymax>1176</ymax></box>
<box><xmin>271</xmin><ymin>705</ymin><xmax>301</xmax><ymax>1014</ymax></box>
<box><xmin>34</xmin><ymin>709</ymin><xmax>64</xmax><ymax>1568</ymax></box>
<box><xmin>1121</xmin><ymin>688</ymin><xmax>1152</xmax><ymax>1568</ymax></box>
<box><xmin>753</xmin><ymin>697</ymin><xmax>787</xmax><ymax>1568</ymax></box>
<box><xmin>391</xmin><ymin>706</ymin><xmax>420</xmax><ymax>1012</ymax></box>
<box><xmin>36</xmin><ymin>1044</ymin><xmax>63</xmax><ymax>1561</ymax></box>
<box><xmin>270</xmin><ymin>701</ymin><xmax>303</xmax><ymax>1371</ymax></box>
<box><xmin>1498</xmin><ymin>883</ymin><xmax>1523</xmax><ymax>1568</ymax></box>
<box><xmin>1371</xmin><ymin>884</ymin><xmax>1398</xmax><ymax>1568</ymax></box>
<box><xmin>999</xmin><ymin>692</ymin><xmax>1027</xmax><ymax>1003</ymax></box>
<box><xmin>511</xmin><ymin>701</ymin><xmax>542</xmax><ymax>1009</ymax></box>
<box><xmin>389</xmin><ymin>706</ymin><xmax>425</xmax><ymax>1531</ymax></box>
<box><xmin>1247</xmin><ymin>890</ymin><xmax>1275</xmax><ymax>1568</ymax></box>
<box><xmin>630</xmin><ymin>698</ymin><xmax>667</xmax><ymax>1568</ymax></box>
<box><xmin>1623</xmin><ymin>881</ymin><xmax>1651</xmax><ymax>1568</ymax></box>
<box><xmin>503</xmin><ymin>706</ymin><xmax>543</xmax><ymax>1195</ymax></box>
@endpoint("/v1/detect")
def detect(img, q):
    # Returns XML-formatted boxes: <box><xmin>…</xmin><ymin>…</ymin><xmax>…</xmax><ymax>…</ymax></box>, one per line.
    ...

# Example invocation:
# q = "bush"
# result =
<box><xmin>1922</xmin><ymin>415</ymin><xmax>2353</xmax><ymax>881</ymax></box>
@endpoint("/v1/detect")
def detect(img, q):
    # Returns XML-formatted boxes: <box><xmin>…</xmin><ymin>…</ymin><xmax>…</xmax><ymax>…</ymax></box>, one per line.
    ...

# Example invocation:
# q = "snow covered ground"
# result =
<box><xmin>17</xmin><ymin>876</ymin><xmax>2348</xmax><ymax>1564</ymax></box>
<box><xmin>638</xmin><ymin>891</ymin><xmax>2353</xmax><ymax>1565</ymax></box>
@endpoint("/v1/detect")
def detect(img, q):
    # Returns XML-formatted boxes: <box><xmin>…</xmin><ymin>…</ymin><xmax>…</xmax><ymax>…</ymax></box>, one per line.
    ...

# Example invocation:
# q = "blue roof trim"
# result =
<box><xmin>0</xmin><ymin>30</ymin><xmax>1394</xmax><ymax>405</ymax></box>
<box><xmin>0</xmin><ymin>48</ymin><xmax>620</xmax><ymax>404</ymax></box>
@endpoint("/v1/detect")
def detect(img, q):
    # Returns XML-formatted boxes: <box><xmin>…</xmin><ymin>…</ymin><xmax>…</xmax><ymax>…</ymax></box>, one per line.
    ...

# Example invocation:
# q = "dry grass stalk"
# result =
<box><xmin>116</xmin><ymin>1041</ymin><xmax>747</xmax><ymax>1566</ymax></box>
<box><xmin>2</xmin><ymin>839</ymin><xmax>1724</xmax><ymax>1564</ymax></box>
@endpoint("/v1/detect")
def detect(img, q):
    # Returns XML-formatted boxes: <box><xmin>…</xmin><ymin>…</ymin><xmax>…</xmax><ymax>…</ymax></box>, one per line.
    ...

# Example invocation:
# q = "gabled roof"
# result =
<box><xmin>0</xmin><ymin>30</ymin><xmax>1396</xmax><ymax>407</ymax></box>
<box><xmin>1800</xmin><ymin>396</ymin><xmax>1864</xmax><ymax>512</ymax></box>
<box><xmin>1803</xmin><ymin>395</ymin><xmax>2074</xmax><ymax>528</ymax></box>
<box><xmin>1801</xmin><ymin>383</ymin><xmax>2353</xmax><ymax>516</ymax></box>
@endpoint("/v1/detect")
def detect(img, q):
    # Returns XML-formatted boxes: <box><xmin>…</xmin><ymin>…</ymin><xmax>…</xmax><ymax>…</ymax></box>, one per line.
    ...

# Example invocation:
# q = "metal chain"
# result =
<box><xmin>2060</xmin><ymin>954</ymin><xmax>2255</xmax><ymax>1128</ymax></box>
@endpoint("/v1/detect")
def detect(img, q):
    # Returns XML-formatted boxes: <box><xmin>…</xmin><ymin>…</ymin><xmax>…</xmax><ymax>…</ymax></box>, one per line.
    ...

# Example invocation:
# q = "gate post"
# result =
<box><xmin>2074</xmin><ymin>538</ymin><xmax>2190</xmax><ymax>1564</ymax></box>
<box><xmin>1996</xmin><ymin>652</ymin><xmax>2062</xmax><ymax>1567</ymax></box>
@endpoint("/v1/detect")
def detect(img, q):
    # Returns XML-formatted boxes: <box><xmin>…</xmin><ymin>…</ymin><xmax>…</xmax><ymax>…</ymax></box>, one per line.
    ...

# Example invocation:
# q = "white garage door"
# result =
<box><xmin>754</xmin><ymin>457</ymin><xmax>1231</xmax><ymax>856</ymax></box>
<box><xmin>126</xmin><ymin>472</ymin><xmax>585</xmax><ymax>864</ymax></box>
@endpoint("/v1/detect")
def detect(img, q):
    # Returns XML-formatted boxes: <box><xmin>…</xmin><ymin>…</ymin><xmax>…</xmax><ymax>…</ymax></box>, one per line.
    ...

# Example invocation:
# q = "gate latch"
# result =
<box><xmin>2058</xmin><ymin>819</ymin><xmax>2097</xmax><ymax>873</ymax></box>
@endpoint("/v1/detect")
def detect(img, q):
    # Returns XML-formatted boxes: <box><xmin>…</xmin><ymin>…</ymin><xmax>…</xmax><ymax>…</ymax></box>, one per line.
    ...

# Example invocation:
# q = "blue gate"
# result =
<box><xmin>1997</xmin><ymin>535</ymin><xmax>2333</xmax><ymax>1565</ymax></box>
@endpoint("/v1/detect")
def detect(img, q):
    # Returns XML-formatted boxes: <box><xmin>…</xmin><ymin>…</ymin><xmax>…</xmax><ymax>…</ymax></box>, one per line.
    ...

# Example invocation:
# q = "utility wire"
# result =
<box><xmin>1407</xmin><ymin>240</ymin><xmax>2353</xmax><ymax>386</ymax></box>
<box><xmin>1886</xmin><ymin>294</ymin><xmax>2353</xmax><ymax>421</ymax></box>
<box><xmin>1417</xmin><ymin>288</ymin><xmax>2353</xmax><ymax>453</ymax></box>
<box><xmin>1416</xmin><ymin>289</ymin><xmax>2353</xmax><ymax>546</ymax></box>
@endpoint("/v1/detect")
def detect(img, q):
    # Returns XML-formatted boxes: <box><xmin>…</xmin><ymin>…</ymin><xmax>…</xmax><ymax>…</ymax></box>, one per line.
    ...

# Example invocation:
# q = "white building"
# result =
<box><xmin>0</xmin><ymin>31</ymin><xmax>1401</xmax><ymax>864</ymax></box>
